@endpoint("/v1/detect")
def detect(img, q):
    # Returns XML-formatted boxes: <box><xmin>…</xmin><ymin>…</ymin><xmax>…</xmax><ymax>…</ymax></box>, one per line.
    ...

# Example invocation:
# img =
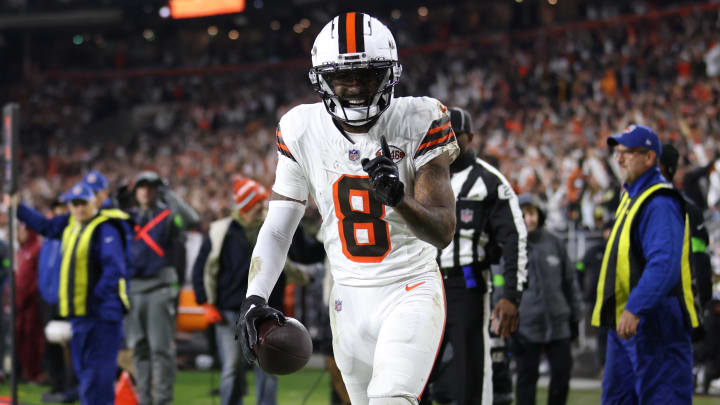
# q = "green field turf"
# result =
<box><xmin>2</xmin><ymin>368</ymin><xmax>720</xmax><ymax>404</ymax></box>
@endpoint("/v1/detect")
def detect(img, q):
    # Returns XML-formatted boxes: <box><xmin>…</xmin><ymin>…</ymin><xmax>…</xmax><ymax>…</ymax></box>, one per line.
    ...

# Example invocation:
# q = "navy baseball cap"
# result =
<box><xmin>63</xmin><ymin>183</ymin><xmax>95</xmax><ymax>202</ymax></box>
<box><xmin>82</xmin><ymin>170</ymin><xmax>108</xmax><ymax>192</ymax></box>
<box><xmin>607</xmin><ymin>125</ymin><xmax>661</xmax><ymax>157</ymax></box>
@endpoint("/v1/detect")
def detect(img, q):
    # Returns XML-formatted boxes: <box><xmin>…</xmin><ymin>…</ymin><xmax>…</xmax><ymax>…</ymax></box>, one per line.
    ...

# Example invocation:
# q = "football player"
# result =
<box><xmin>238</xmin><ymin>13</ymin><xmax>459</xmax><ymax>405</ymax></box>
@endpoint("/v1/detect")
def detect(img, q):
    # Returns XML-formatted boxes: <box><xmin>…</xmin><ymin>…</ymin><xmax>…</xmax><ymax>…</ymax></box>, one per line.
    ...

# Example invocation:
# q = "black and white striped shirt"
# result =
<box><xmin>438</xmin><ymin>157</ymin><xmax>528</xmax><ymax>301</ymax></box>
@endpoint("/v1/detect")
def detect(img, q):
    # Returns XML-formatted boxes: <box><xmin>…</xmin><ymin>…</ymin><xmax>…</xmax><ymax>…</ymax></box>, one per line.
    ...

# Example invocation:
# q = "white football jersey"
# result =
<box><xmin>272</xmin><ymin>96</ymin><xmax>459</xmax><ymax>286</ymax></box>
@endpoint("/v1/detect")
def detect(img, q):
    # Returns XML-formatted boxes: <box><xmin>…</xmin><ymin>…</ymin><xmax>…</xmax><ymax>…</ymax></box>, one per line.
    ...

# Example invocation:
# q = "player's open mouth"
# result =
<box><xmin>342</xmin><ymin>98</ymin><xmax>369</xmax><ymax>107</ymax></box>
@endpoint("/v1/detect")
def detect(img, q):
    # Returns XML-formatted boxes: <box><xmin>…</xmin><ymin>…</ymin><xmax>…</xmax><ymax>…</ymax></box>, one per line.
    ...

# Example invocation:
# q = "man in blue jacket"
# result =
<box><xmin>592</xmin><ymin>125</ymin><xmax>700</xmax><ymax>405</ymax></box>
<box><xmin>16</xmin><ymin>183</ymin><xmax>131</xmax><ymax>405</ymax></box>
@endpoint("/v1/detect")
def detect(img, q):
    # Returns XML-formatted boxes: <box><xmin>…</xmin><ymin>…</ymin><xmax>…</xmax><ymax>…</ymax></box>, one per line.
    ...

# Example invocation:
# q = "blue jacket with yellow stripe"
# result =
<box><xmin>621</xmin><ymin>168</ymin><xmax>687</xmax><ymax>318</ymax></box>
<box><xmin>18</xmin><ymin>203</ymin><xmax>130</xmax><ymax>322</ymax></box>
<box><xmin>592</xmin><ymin>166</ymin><xmax>699</xmax><ymax>331</ymax></box>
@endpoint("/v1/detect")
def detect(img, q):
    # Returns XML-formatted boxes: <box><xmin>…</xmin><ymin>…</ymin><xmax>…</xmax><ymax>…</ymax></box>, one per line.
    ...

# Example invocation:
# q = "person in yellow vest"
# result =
<box><xmin>15</xmin><ymin>182</ymin><xmax>131</xmax><ymax>405</ymax></box>
<box><xmin>592</xmin><ymin>125</ymin><xmax>700</xmax><ymax>405</ymax></box>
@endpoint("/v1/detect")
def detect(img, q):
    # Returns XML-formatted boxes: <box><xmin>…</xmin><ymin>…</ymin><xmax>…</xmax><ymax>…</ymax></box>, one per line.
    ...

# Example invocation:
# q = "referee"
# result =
<box><xmin>421</xmin><ymin>107</ymin><xmax>528</xmax><ymax>405</ymax></box>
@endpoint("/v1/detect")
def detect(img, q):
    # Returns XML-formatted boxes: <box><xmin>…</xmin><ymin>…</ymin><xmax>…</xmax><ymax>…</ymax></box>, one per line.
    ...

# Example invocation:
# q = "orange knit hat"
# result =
<box><xmin>233</xmin><ymin>176</ymin><xmax>269</xmax><ymax>213</ymax></box>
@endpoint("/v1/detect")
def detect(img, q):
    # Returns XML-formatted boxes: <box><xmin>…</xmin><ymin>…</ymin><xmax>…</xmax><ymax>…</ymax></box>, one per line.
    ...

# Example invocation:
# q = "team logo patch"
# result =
<box><xmin>334</xmin><ymin>299</ymin><xmax>342</xmax><ymax>312</ymax></box>
<box><xmin>460</xmin><ymin>208</ymin><xmax>473</xmax><ymax>223</ymax></box>
<box><xmin>348</xmin><ymin>149</ymin><xmax>360</xmax><ymax>161</ymax></box>
<box><xmin>375</xmin><ymin>145</ymin><xmax>405</xmax><ymax>163</ymax></box>
<box><xmin>498</xmin><ymin>184</ymin><xmax>513</xmax><ymax>200</ymax></box>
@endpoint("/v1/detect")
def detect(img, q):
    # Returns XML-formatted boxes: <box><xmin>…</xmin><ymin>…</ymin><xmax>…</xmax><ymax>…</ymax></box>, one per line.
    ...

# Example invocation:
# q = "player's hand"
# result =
<box><xmin>490</xmin><ymin>298</ymin><xmax>519</xmax><ymax>338</ymax></box>
<box><xmin>236</xmin><ymin>295</ymin><xmax>286</xmax><ymax>363</ymax></box>
<box><xmin>616</xmin><ymin>309</ymin><xmax>639</xmax><ymax>340</ymax></box>
<box><xmin>361</xmin><ymin>136</ymin><xmax>405</xmax><ymax>207</ymax></box>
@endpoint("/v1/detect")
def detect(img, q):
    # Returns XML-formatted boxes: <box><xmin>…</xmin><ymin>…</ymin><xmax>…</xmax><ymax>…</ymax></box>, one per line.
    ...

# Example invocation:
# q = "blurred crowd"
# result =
<box><xmin>4</xmin><ymin>5</ymin><xmax>719</xmax><ymax>234</ymax></box>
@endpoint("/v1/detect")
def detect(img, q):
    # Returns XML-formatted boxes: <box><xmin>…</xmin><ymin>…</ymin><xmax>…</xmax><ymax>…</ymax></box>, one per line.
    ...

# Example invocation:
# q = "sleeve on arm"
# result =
<box><xmin>272</xmin><ymin>157</ymin><xmax>309</xmax><ymax>201</ymax></box>
<box><xmin>625</xmin><ymin>195</ymin><xmax>684</xmax><ymax>316</ymax></box>
<box><xmin>276</xmin><ymin>127</ymin><xmax>298</xmax><ymax>163</ymax></box>
<box><xmin>95</xmin><ymin>224</ymin><xmax>127</xmax><ymax>299</ymax></box>
<box><xmin>17</xmin><ymin>203</ymin><xmax>69</xmax><ymax>239</ymax></box>
<box><xmin>487</xmin><ymin>176</ymin><xmax>528</xmax><ymax>302</ymax></box>
<box><xmin>246</xmin><ymin>200</ymin><xmax>306</xmax><ymax>300</ymax></box>
<box><xmin>413</xmin><ymin>108</ymin><xmax>459</xmax><ymax>169</ymax></box>
<box><xmin>272</xmin><ymin>126</ymin><xmax>309</xmax><ymax>201</ymax></box>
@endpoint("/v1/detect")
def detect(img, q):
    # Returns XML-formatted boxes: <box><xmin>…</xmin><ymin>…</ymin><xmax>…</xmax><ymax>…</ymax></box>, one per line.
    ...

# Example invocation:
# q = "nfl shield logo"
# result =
<box><xmin>460</xmin><ymin>208</ymin><xmax>473</xmax><ymax>223</ymax></box>
<box><xmin>334</xmin><ymin>299</ymin><xmax>342</xmax><ymax>312</ymax></box>
<box><xmin>348</xmin><ymin>149</ymin><xmax>360</xmax><ymax>161</ymax></box>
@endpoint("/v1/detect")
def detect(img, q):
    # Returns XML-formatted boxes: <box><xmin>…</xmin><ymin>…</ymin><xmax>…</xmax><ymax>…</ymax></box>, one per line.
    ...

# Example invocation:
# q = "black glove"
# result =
<box><xmin>236</xmin><ymin>295</ymin><xmax>286</xmax><ymax>363</ymax></box>
<box><xmin>361</xmin><ymin>136</ymin><xmax>405</xmax><ymax>207</ymax></box>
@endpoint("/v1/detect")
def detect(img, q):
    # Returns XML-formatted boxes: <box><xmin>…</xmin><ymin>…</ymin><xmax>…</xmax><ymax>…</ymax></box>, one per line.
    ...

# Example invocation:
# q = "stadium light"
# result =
<box><xmin>159</xmin><ymin>6</ymin><xmax>171</xmax><ymax>18</ymax></box>
<box><xmin>170</xmin><ymin>0</ymin><xmax>245</xmax><ymax>19</ymax></box>
<box><xmin>143</xmin><ymin>29</ymin><xmax>155</xmax><ymax>41</ymax></box>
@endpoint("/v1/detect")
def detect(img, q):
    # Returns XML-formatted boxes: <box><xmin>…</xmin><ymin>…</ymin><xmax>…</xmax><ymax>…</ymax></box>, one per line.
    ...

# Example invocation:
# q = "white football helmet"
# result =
<box><xmin>309</xmin><ymin>12</ymin><xmax>402</xmax><ymax>126</ymax></box>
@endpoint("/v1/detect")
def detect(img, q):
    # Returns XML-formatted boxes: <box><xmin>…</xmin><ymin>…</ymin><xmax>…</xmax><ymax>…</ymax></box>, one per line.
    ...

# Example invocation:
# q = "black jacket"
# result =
<box><xmin>518</xmin><ymin>228</ymin><xmax>584</xmax><ymax>342</ymax></box>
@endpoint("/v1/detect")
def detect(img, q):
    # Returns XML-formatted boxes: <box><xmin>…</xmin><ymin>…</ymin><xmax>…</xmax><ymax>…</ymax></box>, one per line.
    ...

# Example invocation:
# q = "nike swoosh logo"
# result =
<box><xmin>405</xmin><ymin>281</ymin><xmax>425</xmax><ymax>291</ymax></box>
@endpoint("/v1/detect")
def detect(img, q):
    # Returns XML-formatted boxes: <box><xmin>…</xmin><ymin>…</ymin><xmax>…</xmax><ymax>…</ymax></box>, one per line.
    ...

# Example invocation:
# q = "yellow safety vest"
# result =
<box><xmin>591</xmin><ymin>183</ymin><xmax>699</xmax><ymax>329</ymax></box>
<box><xmin>58</xmin><ymin>209</ymin><xmax>131</xmax><ymax>318</ymax></box>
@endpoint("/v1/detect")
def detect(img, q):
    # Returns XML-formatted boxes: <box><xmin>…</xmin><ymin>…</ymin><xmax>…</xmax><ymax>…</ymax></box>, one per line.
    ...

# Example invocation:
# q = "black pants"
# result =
<box><xmin>514</xmin><ymin>337</ymin><xmax>572</xmax><ymax>405</ymax></box>
<box><xmin>422</xmin><ymin>276</ymin><xmax>488</xmax><ymax>405</ymax></box>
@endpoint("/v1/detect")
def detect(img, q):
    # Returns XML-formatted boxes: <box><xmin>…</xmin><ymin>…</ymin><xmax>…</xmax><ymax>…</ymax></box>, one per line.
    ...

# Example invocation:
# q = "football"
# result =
<box><xmin>254</xmin><ymin>317</ymin><xmax>313</xmax><ymax>375</ymax></box>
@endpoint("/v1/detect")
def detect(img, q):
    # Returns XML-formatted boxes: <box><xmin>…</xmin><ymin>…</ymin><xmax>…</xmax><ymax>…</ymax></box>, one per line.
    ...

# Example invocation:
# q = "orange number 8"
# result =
<box><xmin>332</xmin><ymin>175</ymin><xmax>391</xmax><ymax>263</ymax></box>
